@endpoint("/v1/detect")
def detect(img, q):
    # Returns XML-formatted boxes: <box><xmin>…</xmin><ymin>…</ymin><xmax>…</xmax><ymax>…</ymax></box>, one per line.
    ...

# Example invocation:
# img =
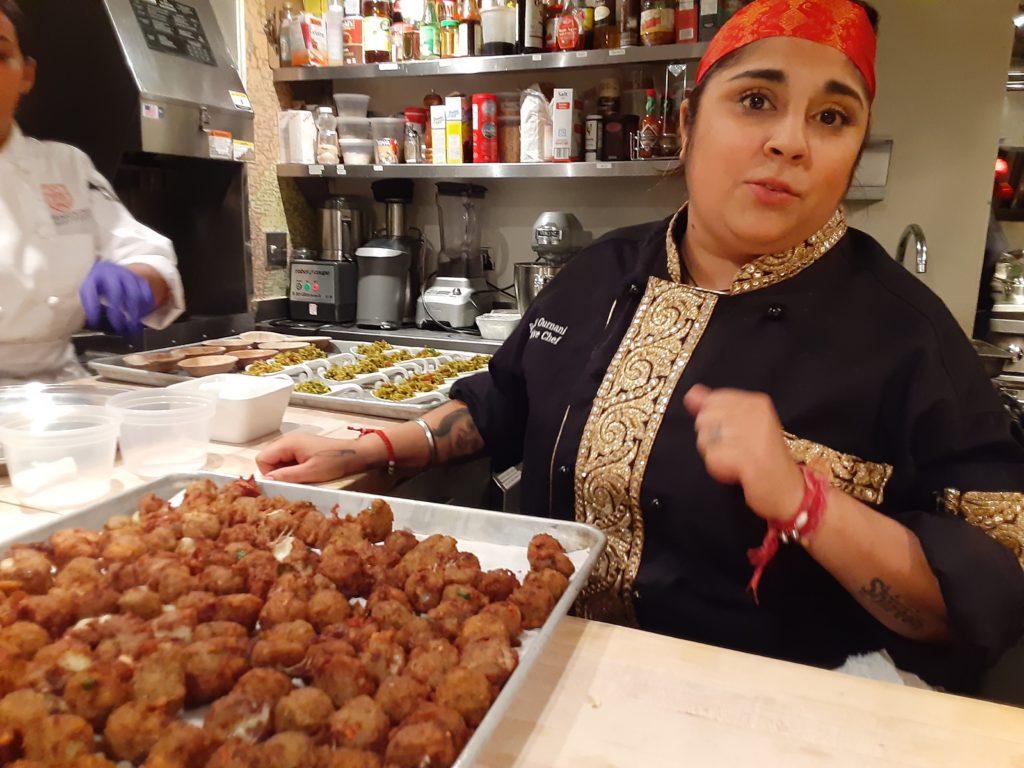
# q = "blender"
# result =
<box><xmin>514</xmin><ymin>212</ymin><xmax>584</xmax><ymax>315</ymax></box>
<box><xmin>416</xmin><ymin>183</ymin><xmax>494</xmax><ymax>329</ymax></box>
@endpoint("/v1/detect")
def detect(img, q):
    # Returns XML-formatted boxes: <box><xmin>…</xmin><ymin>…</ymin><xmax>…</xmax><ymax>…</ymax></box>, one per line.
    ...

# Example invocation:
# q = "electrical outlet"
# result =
<box><xmin>481</xmin><ymin>247</ymin><xmax>494</xmax><ymax>272</ymax></box>
<box><xmin>266</xmin><ymin>232</ymin><xmax>288</xmax><ymax>269</ymax></box>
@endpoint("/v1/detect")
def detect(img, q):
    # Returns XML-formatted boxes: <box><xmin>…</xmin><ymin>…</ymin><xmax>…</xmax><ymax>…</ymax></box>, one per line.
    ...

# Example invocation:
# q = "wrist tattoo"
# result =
<box><xmin>315</xmin><ymin>449</ymin><xmax>356</xmax><ymax>460</ymax></box>
<box><xmin>859</xmin><ymin>578</ymin><xmax>925</xmax><ymax>630</ymax></box>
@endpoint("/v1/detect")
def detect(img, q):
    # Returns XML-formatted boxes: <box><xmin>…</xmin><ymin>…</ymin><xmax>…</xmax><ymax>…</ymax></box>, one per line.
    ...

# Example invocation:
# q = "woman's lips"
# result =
<box><xmin>746</xmin><ymin>179</ymin><xmax>799</xmax><ymax>206</ymax></box>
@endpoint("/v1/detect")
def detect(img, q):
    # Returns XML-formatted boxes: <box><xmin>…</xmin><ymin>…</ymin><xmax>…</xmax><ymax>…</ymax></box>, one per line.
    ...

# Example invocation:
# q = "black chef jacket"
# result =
<box><xmin>451</xmin><ymin>207</ymin><xmax>1024</xmax><ymax>691</ymax></box>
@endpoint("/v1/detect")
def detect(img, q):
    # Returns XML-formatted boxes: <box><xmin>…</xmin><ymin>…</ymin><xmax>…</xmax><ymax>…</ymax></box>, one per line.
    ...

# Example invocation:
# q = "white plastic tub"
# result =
<box><xmin>169</xmin><ymin>374</ymin><xmax>292</xmax><ymax>444</ymax></box>
<box><xmin>475</xmin><ymin>310</ymin><xmax>522</xmax><ymax>341</ymax></box>
<box><xmin>0</xmin><ymin>406</ymin><xmax>119</xmax><ymax>508</ymax></box>
<box><xmin>337</xmin><ymin>117</ymin><xmax>371</xmax><ymax>139</ymax></box>
<box><xmin>340</xmin><ymin>137</ymin><xmax>375</xmax><ymax>164</ymax></box>
<box><xmin>106</xmin><ymin>390</ymin><xmax>216</xmax><ymax>477</ymax></box>
<box><xmin>332</xmin><ymin>93</ymin><xmax>371</xmax><ymax>118</ymax></box>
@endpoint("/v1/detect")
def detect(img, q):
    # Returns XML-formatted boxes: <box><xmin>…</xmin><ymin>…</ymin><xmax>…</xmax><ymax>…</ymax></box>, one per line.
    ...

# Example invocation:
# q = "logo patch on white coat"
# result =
<box><xmin>41</xmin><ymin>184</ymin><xmax>73</xmax><ymax>214</ymax></box>
<box><xmin>529</xmin><ymin>317</ymin><xmax>568</xmax><ymax>346</ymax></box>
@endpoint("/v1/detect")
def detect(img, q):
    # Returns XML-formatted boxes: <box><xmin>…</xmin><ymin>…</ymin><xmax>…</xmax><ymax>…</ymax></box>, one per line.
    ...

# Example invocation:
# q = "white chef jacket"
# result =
<box><xmin>0</xmin><ymin>124</ymin><xmax>185</xmax><ymax>382</ymax></box>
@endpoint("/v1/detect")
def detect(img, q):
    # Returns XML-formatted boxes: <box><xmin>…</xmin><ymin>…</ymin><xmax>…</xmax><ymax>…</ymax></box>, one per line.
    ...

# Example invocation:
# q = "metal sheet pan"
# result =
<box><xmin>1</xmin><ymin>472</ymin><xmax>605</xmax><ymax>768</ymax></box>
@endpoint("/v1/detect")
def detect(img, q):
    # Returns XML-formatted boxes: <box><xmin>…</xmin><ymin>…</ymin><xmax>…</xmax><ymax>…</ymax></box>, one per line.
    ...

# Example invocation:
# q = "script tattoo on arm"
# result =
<box><xmin>859</xmin><ymin>577</ymin><xmax>926</xmax><ymax>631</ymax></box>
<box><xmin>432</xmin><ymin>407</ymin><xmax>485</xmax><ymax>461</ymax></box>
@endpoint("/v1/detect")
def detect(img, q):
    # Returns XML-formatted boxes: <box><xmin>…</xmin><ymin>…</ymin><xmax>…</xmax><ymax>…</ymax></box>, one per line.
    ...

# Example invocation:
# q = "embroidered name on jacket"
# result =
<box><xmin>528</xmin><ymin>317</ymin><xmax>568</xmax><ymax>346</ymax></box>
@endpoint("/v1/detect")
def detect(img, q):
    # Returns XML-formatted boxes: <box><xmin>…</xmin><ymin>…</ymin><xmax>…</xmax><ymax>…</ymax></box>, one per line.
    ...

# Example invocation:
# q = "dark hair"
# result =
<box><xmin>0</xmin><ymin>0</ymin><xmax>32</xmax><ymax>59</ymax></box>
<box><xmin>684</xmin><ymin>0</ymin><xmax>880</xmax><ymax>139</ymax></box>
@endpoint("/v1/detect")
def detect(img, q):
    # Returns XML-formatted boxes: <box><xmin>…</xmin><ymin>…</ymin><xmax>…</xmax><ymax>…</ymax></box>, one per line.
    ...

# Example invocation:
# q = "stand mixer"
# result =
<box><xmin>514</xmin><ymin>212</ymin><xmax>584</xmax><ymax>314</ymax></box>
<box><xmin>416</xmin><ymin>183</ymin><xmax>493</xmax><ymax>329</ymax></box>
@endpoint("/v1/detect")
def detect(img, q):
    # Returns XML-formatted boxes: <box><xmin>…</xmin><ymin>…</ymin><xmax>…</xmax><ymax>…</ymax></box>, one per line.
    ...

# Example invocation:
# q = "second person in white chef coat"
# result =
<box><xmin>0</xmin><ymin>0</ymin><xmax>184</xmax><ymax>383</ymax></box>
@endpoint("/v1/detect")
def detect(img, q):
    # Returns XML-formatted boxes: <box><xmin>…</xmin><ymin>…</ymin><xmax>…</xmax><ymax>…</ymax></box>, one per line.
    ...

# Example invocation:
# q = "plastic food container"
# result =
<box><xmin>336</xmin><ymin>117</ymin><xmax>371</xmax><ymax>139</ymax></box>
<box><xmin>496</xmin><ymin>91</ymin><xmax>520</xmax><ymax>117</ymax></box>
<box><xmin>370</xmin><ymin>117</ymin><xmax>406</xmax><ymax>142</ymax></box>
<box><xmin>0</xmin><ymin>406</ymin><xmax>119</xmax><ymax>508</ymax></box>
<box><xmin>106</xmin><ymin>390</ymin><xmax>216</xmax><ymax>478</ymax></box>
<box><xmin>332</xmin><ymin>93</ymin><xmax>371</xmax><ymax>118</ymax></box>
<box><xmin>340</xmin><ymin>137</ymin><xmax>375</xmax><ymax>164</ymax></box>
<box><xmin>169</xmin><ymin>374</ymin><xmax>292</xmax><ymax>444</ymax></box>
<box><xmin>475</xmin><ymin>309</ymin><xmax>522</xmax><ymax>341</ymax></box>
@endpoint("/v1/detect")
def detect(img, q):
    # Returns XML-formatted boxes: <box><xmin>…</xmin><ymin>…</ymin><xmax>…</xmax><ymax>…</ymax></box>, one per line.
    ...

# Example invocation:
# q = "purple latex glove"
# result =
<box><xmin>79</xmin><ymin>262</ymin><xmax>155</xmax><ymax>336</ymax></box>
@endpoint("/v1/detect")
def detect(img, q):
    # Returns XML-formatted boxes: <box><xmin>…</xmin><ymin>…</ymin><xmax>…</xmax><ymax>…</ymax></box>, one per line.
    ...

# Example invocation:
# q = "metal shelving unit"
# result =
<box><xmin>277</xmin><ymin>160</ymin><xmax>681</xmax><ymax>179</ymax></box>
<box><xmin>273</xmin><ymin>42</ymin><xmax>708</xmax><ymax>82</ymax></box>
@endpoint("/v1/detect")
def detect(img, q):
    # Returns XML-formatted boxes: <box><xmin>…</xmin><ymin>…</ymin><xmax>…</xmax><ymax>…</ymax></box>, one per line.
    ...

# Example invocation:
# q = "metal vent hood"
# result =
<box><xmin>19</xmin><ymin>0</ymin><xmax>253</xmax><ymax>178</ymax></box>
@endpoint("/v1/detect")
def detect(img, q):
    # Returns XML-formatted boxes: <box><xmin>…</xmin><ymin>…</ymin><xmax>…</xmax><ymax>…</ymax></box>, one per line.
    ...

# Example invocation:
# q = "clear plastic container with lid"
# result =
<box><xmin>316</xmin><ymin>108</ymin><xmax>340</xmax><ymax>165</ymax></box>
<box><xmin>333</xmin><ymin>93</ymin><xmax>371</xmax><ymax>117</ymax></box>
<box><xmin>337</xmin><ymin>117</ymin><xmax>371</xmax><ymax>139</ymax></box>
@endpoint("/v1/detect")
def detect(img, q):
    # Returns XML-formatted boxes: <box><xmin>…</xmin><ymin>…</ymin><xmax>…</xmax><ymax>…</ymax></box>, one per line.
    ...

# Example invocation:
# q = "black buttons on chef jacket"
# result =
<box><xmin>766</xmin><ymin>304</ymin><xmax>785</xmax><ymax>320</ymax></box>
<box><xmin>650</xmin><ymin>498</ymin><xmax>662</xmax><ymax>511</ymax></box>
<box><xmin>629</xmin><ymin>283</ymin><xmax>643</xmax><ymax>296</ymax></box>
<box><xmin>558</xmin><ymin>465</ymin><xmax>571</xmax><ymax>477</ymax></box>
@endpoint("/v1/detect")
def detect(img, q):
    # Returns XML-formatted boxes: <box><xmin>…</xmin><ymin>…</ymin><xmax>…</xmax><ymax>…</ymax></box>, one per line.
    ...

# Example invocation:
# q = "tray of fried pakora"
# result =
<box><xmin>0</xmin><ymin>472</ymin><xmax>605</xmax><ymax>767</ymax></box>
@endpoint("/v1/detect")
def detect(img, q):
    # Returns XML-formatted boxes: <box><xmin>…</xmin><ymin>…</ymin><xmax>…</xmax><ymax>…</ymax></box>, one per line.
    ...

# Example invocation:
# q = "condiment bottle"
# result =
<box><xmin>420</xmin><ymin>0</ymin><xmax>441</xmax><ymax>58</ymax></box>
<box><xmin>556</xmin><ymin>0</ymin><xmax>584</xmax><ymax>50</ymax></box>
<box><xmin>280</xmin><ymin>2</ymin><xmax>295</xmax><ymax>66</ymax></box>
<box><xmin>440</xmin><ymin>18</ymin><xmax>459</xmax><ymax>56</ymax></box>
<box><xmin>362</xmin><ymin>0</ymin><xmax>393</xmax><ymax>62</ymax></box>
<box><xmin>458</xmin><ymin>0</ymin><xmax>482</xmax><ymax>56</ymax></box>
<box><xmin>640</xmin><ymin>0</ymin><xmax>673</xmax><ymax>45</ymax></box>
<box><xmin>593</xmin><ymin>0</ymin><xmax>619</xmax><ymax>48</ymax></box>
<box><xmin>639</xmin><ymin>88</ymin><xmax>662</xmax><ymax>158</ymax></box>
<box><xmin>618</xmin><ymin>0</ymin><xmax>640</xmax><ymax>46</ymax></box>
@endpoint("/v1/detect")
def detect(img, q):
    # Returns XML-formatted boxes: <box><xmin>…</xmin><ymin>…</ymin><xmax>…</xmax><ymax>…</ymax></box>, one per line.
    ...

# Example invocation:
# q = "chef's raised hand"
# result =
<box><xmin>683</xmin><ymin>384</ymin><xmax>805</xmax><ymax>522</ymax></box>
<box><xmin>79</xmin><ymin>262</ymin><xmax>155</xmax><ymax>336</ymax></box>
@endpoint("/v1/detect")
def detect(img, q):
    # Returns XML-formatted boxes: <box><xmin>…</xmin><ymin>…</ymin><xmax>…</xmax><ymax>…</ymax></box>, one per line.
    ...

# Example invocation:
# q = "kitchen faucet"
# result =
<box><xmin>896</xmin><ymin>224</ymin><xmax>928</xmax><ymax>274</ymax></box>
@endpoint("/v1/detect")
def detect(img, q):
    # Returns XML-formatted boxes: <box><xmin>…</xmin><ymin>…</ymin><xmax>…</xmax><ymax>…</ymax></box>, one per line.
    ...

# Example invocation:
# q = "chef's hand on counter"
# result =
<box><xmin>256</xmin><ymin>401</ymin><xmax>486</xmax><ymax>485</ymax></box>
<box><xmin>684</xmin><ymin>384</ymin><xmax>951</xmax><ymax>643</ymax></box>
<box><xmin>80</xmin><ymin>261</ymin><xmax>158</xmax><ymax>336</ymax></box>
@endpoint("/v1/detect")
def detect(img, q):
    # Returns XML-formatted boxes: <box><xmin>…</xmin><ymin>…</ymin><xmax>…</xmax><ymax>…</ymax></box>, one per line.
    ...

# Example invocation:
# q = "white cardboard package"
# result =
<box><xmin>169</xmin><ymin>374</ymin><xmax>292</xmax><ymax>444</ymax></box>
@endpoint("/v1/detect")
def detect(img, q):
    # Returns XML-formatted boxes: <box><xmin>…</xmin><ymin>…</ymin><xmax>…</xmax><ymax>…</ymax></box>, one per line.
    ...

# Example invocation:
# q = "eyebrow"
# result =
<box><xmin>728</xmin><ymin>68</ymin><xmax>866</xmax><ymax>108</ymax></box>
<box><xmin>824</xmin><ymin>79</ymin><xmax>866</xmax><ymax>108</ymax></box>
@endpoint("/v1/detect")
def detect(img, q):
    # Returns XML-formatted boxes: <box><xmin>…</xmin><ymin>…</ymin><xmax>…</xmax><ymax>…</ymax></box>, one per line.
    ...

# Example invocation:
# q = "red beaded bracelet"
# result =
<box><xmin>746</xmin><ymin>465</ymin><xmax>828</xmax><ymax>604</ymax></box>
<box><xmin>348</xmin><ymin>426</ymin><xmax>396</xmax><ymax>475</ymax></box>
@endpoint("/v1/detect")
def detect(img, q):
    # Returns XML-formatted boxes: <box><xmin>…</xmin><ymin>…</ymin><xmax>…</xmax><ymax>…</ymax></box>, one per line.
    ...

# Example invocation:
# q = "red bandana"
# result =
<box><xmin>696</xmin><ymin>0</ymin><xmax>877</xmax><ymax>100</ymax></box>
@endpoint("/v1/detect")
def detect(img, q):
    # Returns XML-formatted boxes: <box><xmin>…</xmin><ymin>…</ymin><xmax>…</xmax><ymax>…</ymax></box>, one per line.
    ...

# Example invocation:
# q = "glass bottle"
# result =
<box><xmin>556</xmin><ymin>0</ymin><xmax>583</xmax><ymax>50</ymax></box>
<box><xmin>518</xmin><ymin>0</ymin><xmax>544</xmax><ymax>53</ymax></box>
<box><xmin>544</xmin><ymin>0</ymin><xmax>563</xmax><ymax>51</ymax></box>
<box><xmin>279</xmin><ymin>2</ymin><xmax>294</xmax><ymax>66</ymax></box>
<box><xmin>640</xmin><ymin>0</ymin><xmax>673</xmax><ymax>45</ymax></box>
<box><xmin>593</xmin><ymin>0</ymin><xmax>618</xmax><ymax>48</ymax></box>
<box><xmin>674</xmin><ymin>0</ymin><xmax>696</xmax><ymax>43</ymax></box>
<box><xmin>579</xmin><ymin>0</ymin><xmax>594</xmax><ymax>49</ymax></box>
<box><xmin>457</xmin><ymin>0</ymin><xmax>482</xmax><ymax>56</ymax></box>
<box><xmin>639</xmin><ymin>88</ymin><xmax>661</xmax><ymax>158</ymax></box>
<box><xmin>617</xmin><ymin>0</ymin><xmax>639</xmax><ymax>46</ymax></box>
<box><xmin>440</xmin><ymin>18</ymin><xmax>459</xmax><ymax>57</ymax></box>
<box><xmin>326</xmin><ymin>0</ymin><xmax>346</xmax><ymax>64</ymax></box>
<box><xmin>362</xmin><ymin>0</ymin><xmax>393</xmax><ymax>63</ymax></box>
<box><xmin>420</xmin><ymin>0</ymin><xmax>441</xmax><ymax>58</ymax></box>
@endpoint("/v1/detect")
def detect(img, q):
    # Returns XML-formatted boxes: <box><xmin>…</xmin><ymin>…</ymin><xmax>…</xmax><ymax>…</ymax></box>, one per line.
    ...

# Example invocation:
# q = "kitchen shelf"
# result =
<box><xmin>278</xmin><ymin>160</ymin><xmax>682</xmax><ymax>179</ymax></box>
<box><xmin>273</xmin><ymin>42</ymin><xmax>708</xmax><ymax>82</ymax></box>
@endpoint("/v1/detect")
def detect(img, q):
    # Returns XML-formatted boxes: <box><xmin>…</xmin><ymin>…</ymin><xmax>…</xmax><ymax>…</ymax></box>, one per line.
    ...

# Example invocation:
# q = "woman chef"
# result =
<box><xmin>0</xmin><ymin>0</ymin><xmax>184</xmax><ymax>382</ymax></box>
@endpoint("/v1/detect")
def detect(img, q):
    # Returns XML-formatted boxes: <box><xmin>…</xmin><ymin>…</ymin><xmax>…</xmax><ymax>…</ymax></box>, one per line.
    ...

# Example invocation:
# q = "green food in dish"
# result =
<box><xmin>294</xmin><ymin>380</ymin><xmax>331</xmax><ymax>394</ymax></box>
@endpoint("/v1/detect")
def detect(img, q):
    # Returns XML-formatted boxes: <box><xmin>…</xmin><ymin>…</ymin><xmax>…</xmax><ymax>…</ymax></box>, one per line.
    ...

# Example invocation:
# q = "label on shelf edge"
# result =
<box><xmin>378</xmin><ymin>62</ymin><xmax>399</xmax><ymax>71</ymax></box>
<box><xmin>531</xmin><ymin>54</ymin><xmax>542</xmax><ymax>61</ymax></box>
<box><xmin>309</xmin><ymin>165</ymin><xmax>324</xmax><ymax>175</ymax></box>
<box><xmin>575</xmin><ymin>51</ymin><xmax>588</xmax><ymax>58</ymax></box>
<box><xmin>609</xmin><ymin>49</ymin><xmax>625</xmax><ymax>56</ymax></box>
<box><xmin>439</xmin><ymin>60</ymin><xmax>452</xmax><ymax>67</ymax></box>
<box><xmin>373</xmin><ymin>165</ymin><xmax>384</xmax><ymax>171</ymax></box>
<box><xmin>596</xmin><ymin>162</ymin><xmax>612</xmax><ymax>169</ymax></box>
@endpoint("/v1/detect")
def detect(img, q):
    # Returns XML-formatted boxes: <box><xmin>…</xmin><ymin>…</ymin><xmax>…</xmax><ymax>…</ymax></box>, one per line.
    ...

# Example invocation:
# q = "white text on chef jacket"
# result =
<box><xmin>529</xmin><ymin>317</ymin><xmax>567</xmax><ymax>346</ymax></box>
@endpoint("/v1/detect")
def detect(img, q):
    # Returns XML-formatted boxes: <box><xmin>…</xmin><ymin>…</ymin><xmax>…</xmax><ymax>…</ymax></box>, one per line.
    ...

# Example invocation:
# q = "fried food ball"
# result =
<box><xmin>426</xmin><ymin>599</ymin><xmax>476</xmax><ymax>642</ymax></box>
<box><xmin>182</xmin><ymin>512</ymin><xmax>221</xmax><ymax>540</ymax></box>
<box><xmin>434</xmin><ymin>667</ymin><xmax>492</xmax><ymax>728</ymax></box>
<box><xmin>327</xmin><ymin>694</ymin><xmax>389</xmax><ymax>751</ymax></box>
<box><xmin>441</xmin><ymin>552</ymin><xmax>481</xmax><ymax>586</ymax></box>
<box><xmin>259</xmin><ymin>590</ymin><xmax>308</xmax><ymax>628</ymax></box>
<box><xmin>132</xmin><ymin>648</ymin><xmax>187</xmax><ymax>715</ymax></box>
<box><xmin>194</xmin><ymin>620</ymin><xmax>250</xmax><ymax>641</ymax></box>
<box><xmin>273</xmin><ymin>686</ymin><xmax>333</xmax><ymax>736</ymax></box>
<box><xmin>0</xmin><ymin>620</ymin><xmax>50</xmax><ymax>658</ymax></box>
<box><xmin>232</xmin><ymin>667</ymin><xmax>294</xmax><ymax>703</ymax></box>
<box><xmin>474</xmin><ymin>568</ymin><xmax>520</xmax><ymax>603</ymax></box>
<box><xmin>214</xmin><ymin>593</ymin><xmax>264</xmax><ymax>630</ymax></box>
<box><xmin>144</xmin><ymin>721</ymin><xmax>222</xmax><ymax>768</ymax></box>
<box><xmin>0</xmin><ymin>690</ymin><xmax>66</xmax><ymax>736</ymax></box>
<box><xmin>509</xmin><ymin>583</ymin><xmax>556</xmax><ymax>630</ymax></box>
<box><xmin>258</xmin><ymin>731</ymin><xmax>317</xmax><ymax>768</ymax></box>
<box><xmin>158</xmin><ymin>564</ymin><xmax>198</xmax><ymax>604</ymax></box>
<box><xmin>366</xmin><ymin>586</ymin><xmax>411</xmax><ymax>612</ymax></box>
<box><xmin>237</xmin><ymin>551</ymin><xmax>279</xmax><ymax>600</ymax></box>
<box><xmin>251</xmin><ymin>620</ymin><xmax>314</xmax><ymax>670</ymax></box>
<box><xmin>384</xmin><ymin>530</ymin><xmax>418</xmax><ymax>558</ymax></box>
<box><xmin>19</xmin><ymin>636</ymin><xmax>93</xmax><ymax>694</ymax></box>
<box><xmin>395</xmin><ymin>616</ymin><xmax>437</xmax><ymax>653</ymax></box>
<box><xmin>176</xmin><ymin>590</ymin><xmax>219</xmax><ymax>622</ymax></box>
<box><xmin>104</xmin><ymin>701</ymin><xmax>170</xmax><ymax>762</ymax></box>
<box><xmin>143</xmin><ymin>524</ymin><xmax>179</xmax><ymax>553</ymax></box>
<box><xmin>357</xmin><ymin>499</ymin><xmax>394</xmax><ymax>543</ymax></box>
<box><xmin>527</xmin><ymin>533</ymin><xmax>575</xmax><ymax>577</ymax></box>
<box><xmin>441</xmin><ymin>584</ymin><xmax>488</xmax><ymax>613</ymax></box>
<box><xmin>17</xmin><ymin>590</ymin><xmax>75</xmax><ymax>637</ymax></box>
<box><xmin>206</xmin><ymin>737</ymin><xmax>263</xmax><ymax>768</ymax></box>
<box><xmin>322</xmin><ymin>747</ymin><xmax>383</xmax><ymax>768</ymax></box>
<box><xmin>53</xmin><ymin>556</ymin><xmax>103</xmax><ymax>589</ymax></box>
<box><xmin>48</xmin><ymin>528</ymin><xmax>102</xmax><ymax>565</ymax></box>
<box><xmin>308</xmin><ymin>589</ymin><xmax>351</xmax><ymax>632</ymax></box>
<box><xmin>457</xmin><ymin>612</ymin><xmax>510</xmax><ymax>649</ymax></box>
<box><xmin>303</xmin><ymin>638</ymin><xmax>356</xmax><ymax>682</ymax></box>
<box><xmin>319</xmin><ymin>543</ymin><xmax>372</xmax><ymax>597</ymax></box>
<box><xmin>361</xmin><ymin>630</ymin><xmax>406</xmax><ymax>684</ymax></box>
<box><xmin>0</xmin><ymin>725</ymin><xmax>17</xmax><ymax>765</ymax></box>
<box><xmin>63</xmin><ymin>661</ymin><xmax>133</xmax><ymax>728</ymax></box>
<box><xmin>328</xmin><ymin>616</ymin><xmax>381</xmax><ymax>653</ymax></box>
<box><xmin>374</xmin><ymin>675</ymin><xmax>429</xmax><ymax>725</ymax></box>
<box><xmin>383</xmin><ymin>722</ymin><xmax>457</xmax><ymax>768</ymax></box>
<box><xmin>203</xmin><ymin>693</ymin><xmax>273</xmax><ymax>743</ymax></box>
<box><xmin>184</xmin><ymin>636</ymin><xmax>251</xmax><ymax>705</ymax></box>
<box><xmin>0</xmin><ymin>548</ymin><xmax>53</xmax><ymax>594</ymax></box>
<box><xmin>69</xmin><ymin>585</ymin><xmax>122</xmax><ymax>622</ymax></box>
<box><xmin>524</xmin><ymin>568</ymin><xmax>570</xmax><ymax>602</ymax></box>
<box><xmin>400</xmin><ymin>535</ymin><xmax>457</xmax><ymax>574</ymax></box>
<box><xmin>311</xmin><ymin>653</ymin><xmax>376</xmax><ymax>708</ymax></box>
<box><xmin>101</xmin><ymin>530</ymin><xmax>147</xmax><ymax>562</ymax></box>
<box><xmin>150</xmin><ymin>606</ymin><xmax>198</xmax><ymax>643</ymax></box>
<box><xmin>369</xmin><ymin>599</ymin><xmax>414</xmax><ymax>633</ymax></box>
<box><xmin>200</xmin><ymin>564</ymin><xmax>247</xmax><ymax>596</ymax></box>
<box><xmin>405</xmin><ymin>639</ymin><xmax>458</xmax><ymax>690</ymax></box>
<box><xmin>478</xmin><ymin>601</ymin><xmax>523</xmax><ymax>641</ymax></box>
<box><xmin>22</xmin><ymin>713</ymin><xmax>95</xmax><ymax>763</ymax></box>
<box><xmin>459</xmin><ymin>637</ymin><xmax>518</xmax><ymax>688</ymax></box>
<box><xmin>403</xmin><ymin>569</ymin><xmax>444</xmax><ymax>613</ymax></box>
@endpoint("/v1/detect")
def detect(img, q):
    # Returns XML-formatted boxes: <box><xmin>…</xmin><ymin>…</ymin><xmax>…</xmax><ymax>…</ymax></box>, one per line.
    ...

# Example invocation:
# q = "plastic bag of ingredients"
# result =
<box><xmin>520</xmin><ymin>85</ymin><xmax>552</xmax><ymax>163</ymax></box>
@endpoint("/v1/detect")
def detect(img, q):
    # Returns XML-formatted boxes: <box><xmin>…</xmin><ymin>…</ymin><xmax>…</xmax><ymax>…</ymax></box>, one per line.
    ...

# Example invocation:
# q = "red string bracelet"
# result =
<box><xmin>348</xmin><ymin>426</ymin><xmax>396</xmax><ymax>475</ymax></box>
<box><xmin>747</xmin><ymin>465</ymin><xmax>828</xmax><ymax>604</ymax></box>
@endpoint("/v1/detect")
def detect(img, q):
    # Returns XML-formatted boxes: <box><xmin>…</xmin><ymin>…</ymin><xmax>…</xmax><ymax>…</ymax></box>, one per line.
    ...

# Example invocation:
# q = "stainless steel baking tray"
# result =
<box><xmin>1</xmin><ymin>472</ymin><xmax>605</xmax><ymax>768</ymax></box>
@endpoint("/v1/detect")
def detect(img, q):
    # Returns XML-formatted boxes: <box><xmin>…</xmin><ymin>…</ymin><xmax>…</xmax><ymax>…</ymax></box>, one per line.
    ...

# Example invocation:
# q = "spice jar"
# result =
<box><xmin>640</xmin><ymin>0</ymin><xmax>673</xmax><ymax>46</ymax></box>
<box><xmin>439</xmin><ymin>19</ymin><xmax>459</xmax><ymax>57</ymax></box>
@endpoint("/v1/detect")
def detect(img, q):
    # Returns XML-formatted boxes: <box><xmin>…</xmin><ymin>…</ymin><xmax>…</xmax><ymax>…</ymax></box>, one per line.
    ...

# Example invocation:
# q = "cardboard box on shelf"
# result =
<box><xmin>430</xmin><ymin>105</ymin><xmax>448</xmax><ymax>164</ymax></box>
<box><xmin>445</xmin><ymin>96</ymin><xmax>471</xmax><ymax>164</ymax></box>
<box><xmin>551</xmin><ymin>88</ymin><xmax>583</xmax><ymax>162</ymax></box>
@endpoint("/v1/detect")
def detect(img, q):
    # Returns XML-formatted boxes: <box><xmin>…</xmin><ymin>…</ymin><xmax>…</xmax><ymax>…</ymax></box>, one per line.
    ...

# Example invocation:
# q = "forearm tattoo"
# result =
<box><xmin>431</xmin><ymin>408</ymin><xmax>484</xmax><ymax>461</ymax></box>
<box><xmin>859</xmin><ymin>578</ymin><xmax>925</xmax><ymax>631</ymax></box>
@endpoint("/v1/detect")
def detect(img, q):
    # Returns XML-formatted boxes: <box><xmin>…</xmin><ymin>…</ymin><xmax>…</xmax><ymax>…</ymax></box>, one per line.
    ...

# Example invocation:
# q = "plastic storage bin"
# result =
<box><xmin>0</xmin><ymin>406</ymin><xmax>118</xmax><ymax>508</ymax></box>
<box><xmin>106</xmin><ymin>390</ymin><xmax>216</xmax><ymax>478</ymax></box>
<box><xmin>341</xmin><ymin>137</ymin><xmax>375</xmax><ymax>164</ymax></box>
<box><xmin>169</xmin><ymin>374</ymin><xmax>292</xmax><ymax>444</ymax></box>
<box><xmin>475</xmin><ymin>309</ymin><xmax>522</xmax><ymax>341</ymax></box>
<box><xmin>333</xmin><ymin>93</ymin><xmax>371</xmax><ymax>118</ymax></box>
<box><xmin>337</xmin><ymin>117</ymin><xmax>371</xmax><ymax>139</ymax></box>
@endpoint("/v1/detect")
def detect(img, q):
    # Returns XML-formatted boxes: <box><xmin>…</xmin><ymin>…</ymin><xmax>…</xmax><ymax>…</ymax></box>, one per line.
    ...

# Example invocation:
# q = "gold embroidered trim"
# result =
<box><xmin>942</xmin><ymin>489</ymin><xmax>1024</xmax><ymax>566</ymax></box>
<box><xmin>783</xmin><ymin>433</ymin><xmax>893</xmax><ymax>505</ymax></box>
<box><xmin>666</xmin><ymin>205</ymin><xmax>849</xmax><ymax>293</ymax></box>
<box><xmin>574</xmin><ymin>278</ymin><xmax>718</xmax><ymax>625</ymax></box>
